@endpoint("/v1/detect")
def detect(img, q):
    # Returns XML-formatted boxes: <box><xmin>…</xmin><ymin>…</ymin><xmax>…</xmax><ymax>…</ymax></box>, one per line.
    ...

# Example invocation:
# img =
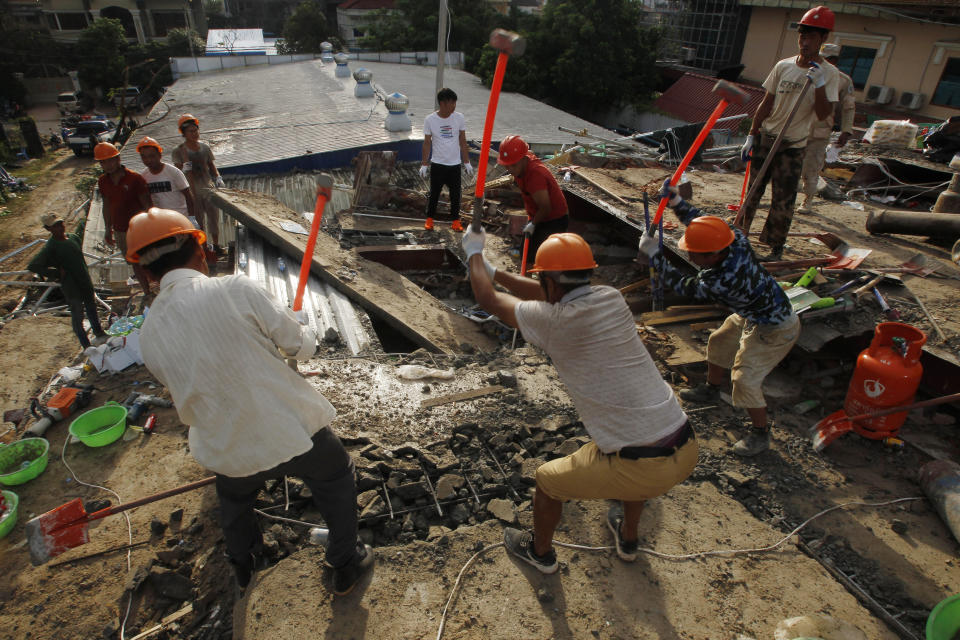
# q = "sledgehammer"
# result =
<box><xmin>652</xmin><ymin>80</ymin><xmax>748</xmax><ymax>226</ymax></box>
<box><xmin>471</xmin><ymin>29</ymin><xmax>526</xmax><ymax>232</ymax></box>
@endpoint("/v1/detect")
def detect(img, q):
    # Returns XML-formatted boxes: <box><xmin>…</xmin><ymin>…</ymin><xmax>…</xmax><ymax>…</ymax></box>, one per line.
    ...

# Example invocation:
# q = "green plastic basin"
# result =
<box><xmin>69</xmin><ymin>402</ymin><xmax>127</xmax><ymax>447</ymax></box>
<box><xmin>0</xmin><ymin>437</ymin><xmax>49</xmax><ymax>486</ymax></box>
<box><xmin>0</xmin><ymin>490</ymin><xmax>18</xmax><ymax>539</ymax></box>
<box><xmin>928</xmin><ymin>593</ymin><xmax>960</xmax><ymax>640</ymax></box>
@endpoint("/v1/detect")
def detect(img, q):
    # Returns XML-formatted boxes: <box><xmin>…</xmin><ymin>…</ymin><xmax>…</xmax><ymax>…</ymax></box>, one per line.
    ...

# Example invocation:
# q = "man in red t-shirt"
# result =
<box><xmin>95</xmin><ymin>142</ymin><xmax>153</xmax><ymax>296</ymax></box>
<box><xmin>497</xmin><ymin>135</ymin><xmax>569</xmax><ymax>267</ymax></box>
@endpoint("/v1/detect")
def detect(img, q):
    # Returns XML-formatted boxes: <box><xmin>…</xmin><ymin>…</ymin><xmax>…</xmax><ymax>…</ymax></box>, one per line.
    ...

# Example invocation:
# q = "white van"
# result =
<box><xmin>56</xmin><ymin>92</ymin><xmax>80</xmax><ymax>115</ymax></box>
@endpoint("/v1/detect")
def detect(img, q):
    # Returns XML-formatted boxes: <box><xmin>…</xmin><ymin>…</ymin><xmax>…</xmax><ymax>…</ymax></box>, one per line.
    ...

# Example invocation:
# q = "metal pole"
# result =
<box><xmin>434</xmin><ymin>0</ymin><xmax>448</xmax><ymax>105</ymax></box>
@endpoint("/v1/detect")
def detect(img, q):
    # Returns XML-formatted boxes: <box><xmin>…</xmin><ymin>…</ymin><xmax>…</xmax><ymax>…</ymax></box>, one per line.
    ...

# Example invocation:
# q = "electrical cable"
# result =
<box><xmin>60</xmin><ymin>436</ymin><xmax>134</xmax><ymax>640</ymax></box>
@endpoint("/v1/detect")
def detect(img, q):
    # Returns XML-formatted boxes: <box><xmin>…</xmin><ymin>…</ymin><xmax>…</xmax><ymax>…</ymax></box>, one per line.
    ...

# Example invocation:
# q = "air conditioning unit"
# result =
<box><xmin>899</xmin><ymin>91</ymin><xmax>925</xmax><ymax>110</ymax></box>
<box><xmin>866</xmin><ymin>85</ymin><xmax>894</xmax><ymax>105</ymax></box>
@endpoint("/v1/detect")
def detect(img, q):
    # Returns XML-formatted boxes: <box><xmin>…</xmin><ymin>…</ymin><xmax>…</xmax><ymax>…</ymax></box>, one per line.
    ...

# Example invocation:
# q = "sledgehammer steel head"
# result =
<box><xmin>489</xmin><ymin>29</ymin><xmax>526</xmax><ymax>57</ymax></box>
<box><xmin>712</xmin><ymin>80</ymin><xmax>748</xmax><ymax>105</ymax></box>
<box><xmin>316</xmin><ymin>174</ymin><xmax>334</xmax><ymax>189</ymax></box>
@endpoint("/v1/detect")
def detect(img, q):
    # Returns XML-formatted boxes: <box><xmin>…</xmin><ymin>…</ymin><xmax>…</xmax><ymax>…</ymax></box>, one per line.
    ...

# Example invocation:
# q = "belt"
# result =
<box><xmin>613</xmin><ymin>423</ymin><xmax>694</xmax><ymax>460</ymax></box>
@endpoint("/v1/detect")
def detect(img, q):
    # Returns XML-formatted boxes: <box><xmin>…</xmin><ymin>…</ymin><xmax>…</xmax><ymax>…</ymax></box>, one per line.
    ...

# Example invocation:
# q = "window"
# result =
<box><xmin>152</xmin><ymin>11</ymin><xmax>187</xmax><ymax>36</ymax></box>
<box><xmin>836</xmin><ymin>46</ymin><xmax>876</xmax><ymax>90</ymax></box>
<box><xmin>47</xmin><ymin>12</ymin><xmax>89</xmax><ymax>30</ymax></box>
<box><xmin>932</xmin><ymin>57</ymin><xmax>960</xmax><ymax>109</ymax></box>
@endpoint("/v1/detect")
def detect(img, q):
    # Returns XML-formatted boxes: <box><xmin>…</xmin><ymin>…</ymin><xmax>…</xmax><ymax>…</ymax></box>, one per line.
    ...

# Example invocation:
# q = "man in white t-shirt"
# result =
<box><xmin>420</xmin><ymin>88</ymin><xmax>473</xmax><ymax>228</ymax></box>
<box><xmin>137</xmin><ymin>136</ymin><xmax>198</xmax><ymax>228</ymax></box>
<box><xmin>738</xmin><ymin>5</ymin><xmax>839</xmax><ymax>261</ymax></box>
<box><xmin>462</xmin><ymin>230</ymin><xmax>697</xmax><ymax>574</ymax></box>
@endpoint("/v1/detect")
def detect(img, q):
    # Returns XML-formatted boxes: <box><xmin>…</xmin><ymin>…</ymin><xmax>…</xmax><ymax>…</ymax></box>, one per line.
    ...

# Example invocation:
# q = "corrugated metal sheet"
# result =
<box><xmin>654</xmin><ymin>72</ymin><xmax>766</xmax><ymax>131</ymax></box>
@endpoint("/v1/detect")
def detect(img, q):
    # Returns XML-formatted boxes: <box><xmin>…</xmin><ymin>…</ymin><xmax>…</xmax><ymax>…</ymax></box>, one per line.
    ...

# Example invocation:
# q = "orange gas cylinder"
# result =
<box><xmin>844</xmin><ymin>322</ymin><xmax>926</xmax><ymax>439</ymax></box>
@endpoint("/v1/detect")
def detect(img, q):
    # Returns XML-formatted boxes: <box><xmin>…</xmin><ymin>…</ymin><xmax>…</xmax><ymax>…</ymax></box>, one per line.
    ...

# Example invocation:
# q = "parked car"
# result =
<box><xmin>112</xmin><ymin>86</ymin><xmax>151</xmax><ymax>111</ymax></box>
<box><xmin>56</xmin><ymin>91</ymin><xmax>93</xmax><ymax>115</ymax></box>
<box><xmin>66</xmin><ymin>117</ymin><xmax>123</xmax><ymax>156</ymax></box>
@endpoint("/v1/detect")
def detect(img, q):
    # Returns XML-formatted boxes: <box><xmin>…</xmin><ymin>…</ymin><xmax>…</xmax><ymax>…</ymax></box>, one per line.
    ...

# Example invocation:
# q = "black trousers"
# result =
<box><xmin>68</xmin><ymin>294</ymin><xmax>103</xmax><ymax>348</ymax></box>
<box><xmin>526</xmin><ymin>215</ymin><xmax>569</xmax><ymax>266</ymax></box>
<box><xmin>427</xmin><ymin>162</ymin><xmax>462</xmax><ymax>219</ymax></box>
<box><xmin>215</xmin><ymin>427</ymin><xmax>358</xmax><ymax>571</ymax></box>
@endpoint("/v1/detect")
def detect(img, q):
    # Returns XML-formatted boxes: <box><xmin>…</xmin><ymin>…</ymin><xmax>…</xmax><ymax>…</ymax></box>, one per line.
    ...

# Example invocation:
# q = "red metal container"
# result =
<box><xmin>844</xmin><ymin>322</ymin><xmax>926</xmax><ymax>439</ymax></box>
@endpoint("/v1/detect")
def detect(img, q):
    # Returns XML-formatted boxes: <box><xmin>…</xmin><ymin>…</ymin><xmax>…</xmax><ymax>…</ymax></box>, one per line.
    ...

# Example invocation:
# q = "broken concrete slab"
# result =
<box><xmin>211</xmin><ymin>189</ymin><xmax>498</xmax><ymax>354</ymax></box>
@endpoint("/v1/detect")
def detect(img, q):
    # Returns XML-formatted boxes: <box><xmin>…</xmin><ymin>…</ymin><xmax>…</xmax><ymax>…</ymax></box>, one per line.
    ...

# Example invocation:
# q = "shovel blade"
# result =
<box><xmin>25</xmin><ymin>498</ymin><xmax>90</xmax><ymax>566</ymax></box>
<box><xmin>810</xmin><ymin>410</ymin><xmax>854</xmax><ymax>452</ymax></box>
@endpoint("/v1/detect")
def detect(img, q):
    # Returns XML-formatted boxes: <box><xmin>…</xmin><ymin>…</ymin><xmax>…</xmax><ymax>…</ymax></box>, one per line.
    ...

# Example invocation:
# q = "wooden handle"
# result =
<box><xmin>848</xmin><ymin>392</ymin><xmax>960</xmax><ymax>424</ymax></box>
<box><xmin>86</xmin><ymin>476</ymin><xmax>216</xmax><ymax>523</ymax></box>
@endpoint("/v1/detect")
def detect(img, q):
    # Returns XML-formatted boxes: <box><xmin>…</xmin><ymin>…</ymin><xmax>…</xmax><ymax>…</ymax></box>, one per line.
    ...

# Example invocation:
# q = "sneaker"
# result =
<box><xmin>679</xmin><ymin>383</ymin><xmax>722</xmax><ymax>404</ymax></box>
<box><xmin>502</xmin><ymin>527</ymin><xmax>558</xmax><ymax>575</ymax></box>
<box><xmin>732</xmin><ymin>428</ymin><xmax>771</xmax><ymax>457</ymax></box>
<box><xmin>424</xmin><ymin>217</ymin><xmax>435</xmax><ymax>231</ymax></box>
<box><xmin>758</xmin><ymin>246</ymin><xmax>784</xmax><ymax>262</ymax></box>
<box><xmin>332</xmin><ymin>543</ymin><xmax>374</xmax><ymax>596</ymax></box>
<box><xmin>797</xmin><ymin>198</ymin><xmax>813</xmax><ymax>214</ymax></box>
<box><xmin>605</xmin><ymin>504</ymin><xmax>638</xmax><ymax>562</ymax></box>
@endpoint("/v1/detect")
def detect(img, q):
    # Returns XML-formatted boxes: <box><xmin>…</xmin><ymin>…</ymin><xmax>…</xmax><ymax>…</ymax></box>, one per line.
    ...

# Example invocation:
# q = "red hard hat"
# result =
<box><xmin>799</xmin><ymin>5</ymin><xmax>835</xmax><ymax>31</ymax></box>
<box><xmin>136</xmin><ymin>136</ymin><xmax>163</xmax><ymax>154</ymax></box>
<box><xmin>497</xmin><ymin>135</ymin><xmax>529</xmax><ymax>166</ymax></box>
<box><xmin>178</xmin><ymin>113</ymin><xmax>199</xmax><ymax>132</ymax></box>
<box><xmin>528</xmin><ymin>233</ymin><xmax>598</xmax><ymax>273</ymax></box>
<box><xmin>677</xmin><ymin>216</ymin><xmax>735</xmax><ymax>253</ymax></box>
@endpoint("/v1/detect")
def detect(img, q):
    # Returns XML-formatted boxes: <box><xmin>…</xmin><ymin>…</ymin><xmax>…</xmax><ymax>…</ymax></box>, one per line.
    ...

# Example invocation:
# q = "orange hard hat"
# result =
<box><xmin>136</xmin><ymin>136</ymin><xmax>163</xmax><ymax>154</ymax></box>
<box><xmin>528</xmin><ymin>233</ymin><xmax>598</xmax><ymax>273</ymax></box>
<box><xmin>178</xmin><ymin>113</ymin><xmax>199</xmax><ymax>131</ymax></box>
<box><xmin>677</xmin><ymin>216</ymin><xmax>735</xmax><ymax>253</ymax></box>
<box><xmin>93</xmin><ymin>142</ymin><xmax>120</xmax><ymax>161</ymax></box>
<box><xmin>126</xmin><ymin>207</ymin><xmax>206</xmax><ymax>264</ymax></box>
<box><xmin>799</xmin><ymin>5</ymin><xmax>834</xmax><ymax>31</ymax></box>
<box><xmin>497</xmin><ymin>135</ymin><xmax>529</xmax><ymax>166</ymax></box>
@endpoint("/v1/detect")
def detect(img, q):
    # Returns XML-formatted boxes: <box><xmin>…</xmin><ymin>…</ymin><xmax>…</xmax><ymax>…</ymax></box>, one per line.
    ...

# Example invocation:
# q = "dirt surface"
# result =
<box><xmin>0</xmin><ymin>151</ymin><xmax>958</xmax><ymax>640</ymax></box>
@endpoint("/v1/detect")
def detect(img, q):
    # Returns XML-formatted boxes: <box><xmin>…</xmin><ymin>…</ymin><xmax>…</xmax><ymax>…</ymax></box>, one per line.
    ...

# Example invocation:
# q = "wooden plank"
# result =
<box><xmin>689</xmin><ymin>321</ymin><xmax>722</xmax><ymax>331</ymax></box>
<box><xmin>128</xmin><ymin>604</ymin><xmax>193</xmax><ymax>640</ymax></box>
<box><xmin>570</xmin><ymin>168</ymin><xmax>631</xmax><ymax>206</ymax></box>
<box><xmin>420</xmin><ymin>385</ymin><xmax>505</xmax><ymax>409</ymax></box>
<box><xmin>211</xmin><ymin>190</ymin><xmax>498</xmax><ymax>355</ymax></box>
<box><xmin>639</xmin><ymin>309</ymin><xmax>727</xmax><ymax>326</ymax></box>
<box><xmin>618</xmin><ymin>278</ymin><xmax>650</xmax><ymax>295</ymax></box>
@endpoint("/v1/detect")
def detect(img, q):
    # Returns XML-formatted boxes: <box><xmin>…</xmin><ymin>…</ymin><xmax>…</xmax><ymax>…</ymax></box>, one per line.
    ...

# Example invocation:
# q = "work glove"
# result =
<box><xmin>419</xmin><ymin>165</ymin><xmax>429</xmax><ymax>179</ymax></box>
<box><xmin>466</xmin><ymin>254</ymin><xmax>498</xmax><ymax>282</ymax></box>
<box><xmin>638</xmin><ymin>228</ymin><xmax>660</xmax><ymax>259</ymax></box>
<box><xmin>806</xmin><ymin>61</ymin><xmax>827</xmax><ymax>89</ymax></box>
<box><xmin>838</xmin><ymin>132</ymin><xmax>851</xmax><ymax>147</ymax></box>
<box><xmin>522</xmin><ymin>221</ymin><xmax>536</xmax><ymax>237</ymax></box>
<box><xmin>463</xmin><ymin>162</ymin><xmax>474</xmax><ymax>176</ymax></box>
<box><xmin>294</xmin><ymin>309</ymin><xmax>309</xmax><ymax>326</ymax></box>
<box><xmin>214</xmin><ymin>175</ymin><xmax>226</xmax><ymax>189</ymax></box>
<box><xmin>740</xmin><ymin>135</ymin><xmax>754</xmax><ymax>162</ymax></box>
<box><xmin>659</xmin><ymin>179</ymin><xmax>683</xmax><ymax>208</ymax></box>
<box><xmin>461</xmin><ymin>226</ymin><xmax>486</xmax><ymax>259</ymax></box>
<box><xmin>182</xmin><ymin>161</ymin><xmax>193</xmax><ymax>173</ymax></box>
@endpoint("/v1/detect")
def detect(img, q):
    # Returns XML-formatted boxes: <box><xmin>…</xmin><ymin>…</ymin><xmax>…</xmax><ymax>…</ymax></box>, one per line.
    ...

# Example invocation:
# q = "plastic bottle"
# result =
<box><xmin>309</xmin><ymin>527</ymin><xmax>329</xmax><ymax>546</ymax></box>
<box><xmin>238</xmin><ymin>251</ymin><xmax>248</xmax><ymax>270</ymax></box>
<box><xmin>563</xmin><ymin>171</ymin><xmax>571</xmax><ymax>182</ymax></box>
<box><xmin>277</xmin><ymin>257</ymin><xmax>286</xmax><ymax>272</ymax></box>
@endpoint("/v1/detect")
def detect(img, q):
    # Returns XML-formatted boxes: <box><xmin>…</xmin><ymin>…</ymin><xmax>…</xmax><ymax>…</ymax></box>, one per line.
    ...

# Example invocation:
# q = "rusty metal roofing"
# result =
<box><xmin>653</xmin><ymin>72</ymin><xmax>766</xmax><ymax>131</ymax></box>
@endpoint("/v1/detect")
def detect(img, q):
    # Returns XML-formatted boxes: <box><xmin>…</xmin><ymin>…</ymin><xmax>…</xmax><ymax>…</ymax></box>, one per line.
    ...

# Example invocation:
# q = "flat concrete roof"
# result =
<box><xmin>122</xmin><ymin>58</ymin><xmax>614</xmax><ymax>172</ymax></box>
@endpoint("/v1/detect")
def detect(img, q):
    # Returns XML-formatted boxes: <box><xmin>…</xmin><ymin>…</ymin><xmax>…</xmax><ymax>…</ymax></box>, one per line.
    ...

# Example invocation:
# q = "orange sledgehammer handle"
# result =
<box><xmin>293</xmin><ymin>175</ymin><xmax>334</xmax><ymax>312</ymax></box>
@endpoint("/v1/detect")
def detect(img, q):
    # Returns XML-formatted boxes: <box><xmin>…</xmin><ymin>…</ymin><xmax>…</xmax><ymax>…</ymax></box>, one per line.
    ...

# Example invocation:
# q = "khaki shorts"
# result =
<box><xmin>535</xmin><ymin>437</ymin><xmax>698</xmax><ymax>502</ymax></box>
<box><xmin>707</xmin><ymin>313</ymin><xmax>800</xmax><ymax>408</ymax></box>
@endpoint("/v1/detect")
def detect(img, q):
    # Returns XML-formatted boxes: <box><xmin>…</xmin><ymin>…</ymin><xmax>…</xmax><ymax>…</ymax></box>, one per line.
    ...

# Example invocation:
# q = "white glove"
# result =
<box><xmin>659</xmin><ymin>179</ymin><xmax>682</xmax><ymax>208</ymax></box>
<box><xmin>806</xmin><ymin>62</ymin><xmax>826</xmax><ymax>89</ymax></box>
<box><xmin>740</xmin><ymin>135</ymin><xmax>754</xmax><ymax>162</ymax></box>
<box><xmin>463</xmin><ymin>162</ymin><xmax>474</xmax><ymax>176</ymax></box>
<box><xmin>182</xmin><ymin>161</ymin><xmax>193</xmax><ymax>173</ymax></box>
<box><xmin>419</xmin><ymin>165</ymin><xmax>429</xmax><ymax>179</ymax></box>
<box><xmin>467</xmin><ymin>254</ymin><xmax>497</xmax><ymax>282</ymax></box>
<box><xmin>214</xmin><ymin>175</ymin><xmax>225</xmax><ymax>189</ymax></box>
<box><xmin>522</xmin><ymin>221</ymin><xmax>535</xmax><ymax>237</ymax></box>
<box><xmin>460</xmin><ymin>226</ymin><xmax>486</xmax><ymax>258</ymax></box>
<box><xmin>294</xmin><ymin>309</ymin><xmax>309</xmax><ymax>326</ymax></box>
<box><xmin>638</xmin><ymin>229</ymin><xmax>660</xmax><ymax>259</ymax></box>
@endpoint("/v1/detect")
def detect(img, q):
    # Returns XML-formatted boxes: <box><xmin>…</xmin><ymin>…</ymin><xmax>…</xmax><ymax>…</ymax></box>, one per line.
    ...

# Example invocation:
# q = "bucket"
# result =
<box><xmin>0</xmin><ymin>490</ymin><xmax>19</xmax><ymax>539</ymax></box>
<box><xmin>0</xmin><ymin>437</ymin><xmax>49</xmax><ymax>486</ymax></box>
<box><xmin>69</xmin><ymin>401</ymin><xmax>127</xmax><ymax>447</ymax></box>
<box><xmin>927</xmin><ymin>593</ymin><xmax>960</xmax><ymax>640</ymax></box>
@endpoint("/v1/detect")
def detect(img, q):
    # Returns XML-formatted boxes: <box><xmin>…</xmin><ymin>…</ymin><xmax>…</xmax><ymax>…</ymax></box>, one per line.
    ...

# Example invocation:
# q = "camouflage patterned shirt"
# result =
<box><xmin>652</xmin><ymin>202</ymin><xmax>793</xmax><ymax>324</ymax></box>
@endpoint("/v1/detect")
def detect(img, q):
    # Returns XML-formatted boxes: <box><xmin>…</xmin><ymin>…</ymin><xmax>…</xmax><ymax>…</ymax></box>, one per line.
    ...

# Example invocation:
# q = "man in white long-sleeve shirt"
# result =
<box><xmin>126</xmin><ymin>207</ymin><xmax>373</xmax><ymax>595</ymax></box>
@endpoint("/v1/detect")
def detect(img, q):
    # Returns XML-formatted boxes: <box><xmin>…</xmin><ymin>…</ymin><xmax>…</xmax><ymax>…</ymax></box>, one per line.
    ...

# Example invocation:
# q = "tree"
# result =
<box><xmin>475</xmin><ymin>0</ymin><xmax>661</xmax><ymax>118</ymax></box>
<box><xmin>76</xmin><ymin>18</ymin><xmax>127</xmax><ymax>96</ymax></box>
<box><xmin>276</xmin><ymin>0</ymin><xmax>329</xmax><ymax>54</ymax></box>
<box><xmin>166</xmin><ymin>28</ymin><xmax>206</xmax><ymax>57</ymax></box>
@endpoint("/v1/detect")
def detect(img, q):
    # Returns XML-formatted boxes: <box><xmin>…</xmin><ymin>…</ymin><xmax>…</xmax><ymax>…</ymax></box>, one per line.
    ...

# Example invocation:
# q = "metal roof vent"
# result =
<box><xmin>354</xmin><ymin>68</ymin><xmax>374</xmax><ymax>98</ymax></box>
<box><xmin>320</xmin><ymin>41</ymin><xmax>334</xmax><ymax>62</ymax></box>
<box><xmin>384</xmin><ymin>92</ymin><xmax>411</xmax><ymax>132</ymax></box>
<box><xmin>334</xmin><ymin>52</ymin><xmax>350</xmax><ymax>78</ymax></box>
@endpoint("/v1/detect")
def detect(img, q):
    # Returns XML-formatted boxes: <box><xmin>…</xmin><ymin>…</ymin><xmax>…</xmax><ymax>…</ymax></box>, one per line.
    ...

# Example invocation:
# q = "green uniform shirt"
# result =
<box><xmin>28</xmin><ymin>218</ymin><xmax>94</xmax><ymax>301</ymax></box>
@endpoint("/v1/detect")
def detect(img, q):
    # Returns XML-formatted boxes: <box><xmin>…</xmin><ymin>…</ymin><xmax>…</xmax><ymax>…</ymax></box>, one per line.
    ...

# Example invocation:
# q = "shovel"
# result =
<box><xmin>810</xmin><ymin>392</ymin><xmax>960</xmax><ymax>452</ymax></box>
<box><xmin>25</xmin><ymin>476</ymin><xmax>215</xmax><ymax>565</ymax></box>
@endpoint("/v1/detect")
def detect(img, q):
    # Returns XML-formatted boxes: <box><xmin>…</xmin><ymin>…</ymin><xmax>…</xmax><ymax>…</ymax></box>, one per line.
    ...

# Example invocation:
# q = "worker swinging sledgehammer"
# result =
<box><xmin>462</xmin><ymin>228</ymin><xmax>696</xmax><ymax>573</ymax></box>
<box><xmin>640</xmin><ymin>180</ymin><xmax>800</xmax><ymax>457</ymax></box>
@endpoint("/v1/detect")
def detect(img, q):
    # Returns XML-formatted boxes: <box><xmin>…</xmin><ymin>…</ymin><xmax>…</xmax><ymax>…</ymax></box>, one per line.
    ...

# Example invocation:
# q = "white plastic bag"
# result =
<box><xmin>395</xmin><ymin>365</ymin><xmax>455</xmax><ymax>380</ymax></box>
<box><xmin>825</xmin><ymin>144</ymin><xmax>841</xmax><ymax>164</ymax></box>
